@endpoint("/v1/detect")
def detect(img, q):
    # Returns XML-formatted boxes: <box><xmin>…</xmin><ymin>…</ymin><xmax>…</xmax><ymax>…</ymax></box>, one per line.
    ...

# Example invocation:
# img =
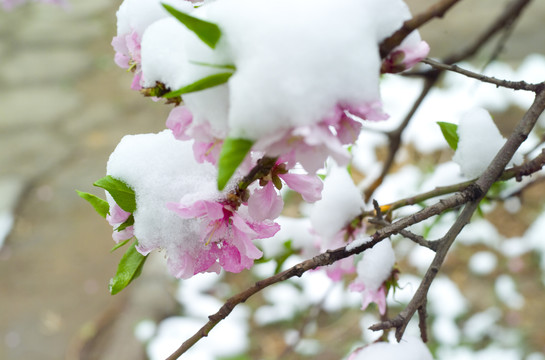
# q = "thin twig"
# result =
<box><xmin>379</xmin><ymin>0</ymin><xmax>462</xmax><ymax>58</ymax></box>
<box><xmin>368</xmin><ymin>0</ymin><xmax>534</xmax><ymax>200</ymax></box>
<box><xmin>364</xmin><ymin>77</ymin><xmax>438</xmax><ymax>201</ymax></box>
<box><xmin>370</xmin><ymin>88</ymin><xmax>545</xmax><ymax>341</ymax></box>
<box><xmin>422</xmin><ymin>58</ymin><xmax>544</xmax><ymax>92</ymax></box>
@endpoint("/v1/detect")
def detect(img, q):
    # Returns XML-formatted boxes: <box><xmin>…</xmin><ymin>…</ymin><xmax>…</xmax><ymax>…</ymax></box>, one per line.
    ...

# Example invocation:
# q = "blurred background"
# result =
<box><xmin>0</xmin><ymin>0</ymin><xmax>544</xmax><ymax>359</ymax></box>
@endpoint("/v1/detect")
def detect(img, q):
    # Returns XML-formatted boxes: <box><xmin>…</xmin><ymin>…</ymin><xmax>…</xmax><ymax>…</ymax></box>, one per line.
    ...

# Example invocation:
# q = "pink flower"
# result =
<box><xmin>322</xmin><ymin>229</ymin><xmax>357</xmax><ymax>281</ymax></box>
<box><xmin>248</xmin><ymin>182</ymin><xmax>284</xmax><ymax>221</ymax></box>
<box><xmin>255</xmin><ymin>102</ymin><xmax>387</xmax><ymax>174</ymax></box>
<box><xmin>349</xmin><ymin>281</ymin><xmax>387</xmax><ymax>314</ymax></box>
<box><xmin>166</xmin><ymin>109</ymin><xmax>223</xmax><ymax>165</ymax></box>
<box><xmin>168</xmin><ymin>200</ymin><xmax>280</xmax><ymax>275</ymax></box>
<box><xmin>381</xmin><ymin>38</ymin><xmax>430</xmax><ymax>74</ymax></box>
<box><xmin>111</xmin><ymin>30</ymin><xmax>143</xmax><ymax>90</ymax></box>
<box><xmin>166</xmin><ymin>106</ymin><xmax>193</xmax><ymax>141</ymax></box>
<box><xmin>106</xmin><ymin>203</ymin><xmax>134</xmax><ymax>243</ymax></box>
<box><xmin>246</xmin><ymin>159</ymin><xmax>323</xmax><ymax>221</ymax></box>
<box><xmin>278</xmin><ymin>172</ymin><xmax>323</xmax><ymax>203</ymax></box>
<box><xmin>349</xmin><ymin>239</ymin><xmax>395</xmax><ymax>315</ymax></box>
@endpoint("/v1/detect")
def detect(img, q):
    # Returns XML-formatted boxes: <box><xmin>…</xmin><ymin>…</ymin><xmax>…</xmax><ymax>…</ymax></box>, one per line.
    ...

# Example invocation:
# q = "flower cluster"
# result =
<box><xmin>103</xmin><ymin>0</ymin><xmax>425</xmax><ymax>312</ymax></box>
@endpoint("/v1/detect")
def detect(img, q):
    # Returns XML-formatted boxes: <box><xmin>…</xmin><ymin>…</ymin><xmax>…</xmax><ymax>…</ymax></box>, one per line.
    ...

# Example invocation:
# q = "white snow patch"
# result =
<box><xmin>495</xmin><ymin>275</ymin><xmax>525</xmax><ymax>309</ymax></box>
<box><xmin>468</xmin><ymin>251</ymin><xmax>498</xmax><ymax>275</ymax></box>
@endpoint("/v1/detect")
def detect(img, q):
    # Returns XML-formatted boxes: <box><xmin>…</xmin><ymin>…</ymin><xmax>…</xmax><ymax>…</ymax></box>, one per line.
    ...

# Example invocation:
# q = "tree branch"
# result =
<box><xmin>379</xmin><ymin>0</ymin><xmax>462</xmax><ymax>58</ymax></box>
<box><xmin>422</xmin><ymin>58</ymin><xmax>544</xmax><ymax>92</ymax></box>
<box><xmin>367</xmin><ymin>0</ymin><xmax>534</xmax><ymax>199</ymax></box>
<box><xmin>370</xmin><ymin>88</ymin><xmax>545</xmax><ymax>341</ymax></box>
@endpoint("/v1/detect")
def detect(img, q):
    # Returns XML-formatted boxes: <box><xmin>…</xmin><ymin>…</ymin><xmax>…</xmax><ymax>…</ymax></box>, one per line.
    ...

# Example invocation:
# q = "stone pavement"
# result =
<box><xmin>0</xmin><ymin>0</ymin><xmax>543</xmax><ymax>359</ymax></box>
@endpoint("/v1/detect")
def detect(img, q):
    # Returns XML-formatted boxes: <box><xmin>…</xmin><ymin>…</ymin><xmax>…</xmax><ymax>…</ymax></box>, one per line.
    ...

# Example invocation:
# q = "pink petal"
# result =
<box><xmin>193</xmin><ymin>140</ymin><xmax>222</xmax><ymax>165</ymax></box>
<box><xmin>231</xmin><ymin>229</ymin><xmax>263</xmax><ymax>260</ymax></box>
<box><xmin>335</xmin><ymin>115</ymin><xmax>363</xmax><ymax>145</ymax></box>
<box><xmin>248</xmin><ymin>182</ymin><xmax>284</xmax><ymax>221</ymax></box>
<box><xmin>248</xmin><ymin>220</ymin><xmax>281</xmax><ymax>239</ymax></box>
<box><xmin>112</xmin><ymin>226</ymin><xmax>134</xmax><ymax>243</ymax></box>
<box><xmin>279</xmin><ymin>173</ymin><xmax>323</xmax><ymax>203</ymax></box>
<box><xmin>344</xmin><ymin>101</ymin><xmax>389</xmax><ymax>122</ymax></box>
<box><xmin>231</xmin><ymin>212</ymin><xmax>257</xmax><ymax>236</ymax></box>
<box><xmin>107</xmin><ymin>203</ymin><xmax>131</xmax><ymax>225</ymax></box>
<box><xmin>166</xmin><ymin>106</ymin><xmax>193</xmax><ymax>140</ymax></box>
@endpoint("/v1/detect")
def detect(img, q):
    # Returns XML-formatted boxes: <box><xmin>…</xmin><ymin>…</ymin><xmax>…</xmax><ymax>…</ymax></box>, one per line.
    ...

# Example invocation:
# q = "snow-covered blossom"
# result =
<box><xmin>247</xmin><ymin>160</ymin><xmax>323</xmax><ymax>221</ymax></box>
<box><xmin>113</xmin><ymin>0</ymin><xmax>194</xmax><ymax>90</ymax></box>
<box><xmin>166</xmin><ymin>106</ymin><xmax>224</xmax><ymax>165</ymax></box>
<box><xmin>168</xmin><ymin>199</ymin><xmax>280</xmax><ymax>276</ymax></box>
<box><xmin>106</xmin><ymin>202</ymin><xmax>134</xmax><ymax>243</ymax></box>
<box><xmin>107</xmin><ymin>130</ymin><xmax>266</xmax><ymax>279</ymax></box>
<box><xmin>349</xmin><ymin>239</ymin><xmax>396</xmax><ymax>314</ymax></box>
<box><xmin>132</xmin><ymin>0</ymin><xmax>425</xmax><ymax>170</ymax></box>
<box><xmin>382</xmin><ymin>33</ymin><xmax>430</xmax><ymax>73</ymax></box>
<box><xmin>453</xmin><ymin>108</ymin><xmax>523</xmax><ymax>178</ymax></box>
<box><xmin>311</xmin><ymin>166</ymin><xmax>364</xmax><ymax>240</ymax></box>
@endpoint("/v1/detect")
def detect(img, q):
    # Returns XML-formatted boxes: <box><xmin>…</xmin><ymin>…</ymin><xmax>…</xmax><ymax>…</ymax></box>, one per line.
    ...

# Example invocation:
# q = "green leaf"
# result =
<box><xmin>162</xmin><ymin>3</ymin><xmax>221</xmax><ymax>49</ymax></box>
<box><xmin>76</xmin><ymin>191</ymin><xmax>109</xmax><ymax>218</ymax></box>
<box><xmin>217</xmin><ymin>137</ymin><xmax>254</xmax><ymax>190</ymax></box>
<box><xmin>189</xmin><ymin>61</ymin><xmax>236</xmax><ymax>70</ymax></box>
<box><xmin>437</xmin><ymin>121</ymin><xmax>459</xmax><ymax>151</ymax></box>
<box><xmin>164</xmin><ymin>72</ymin><xmax>233</xmax><ymax>98</ymax></box>
<box><xmin>109</xmin><ymin>240</ymin><xmax>147</xmax><ymax>295</ymax></box>
<box><xmin>110</xmin><ymin>238</ymin><xmax>132</xmax><ymax>253</ymax></box>
<box><xmin>115</xmin><ymin>214</ymin><xmax>134</xmax><ymax>232</ymax></box>
<box><xmin>93</xmin><ymin>175</ymin><xmax>136</xmax><ymax>213</ymax></box>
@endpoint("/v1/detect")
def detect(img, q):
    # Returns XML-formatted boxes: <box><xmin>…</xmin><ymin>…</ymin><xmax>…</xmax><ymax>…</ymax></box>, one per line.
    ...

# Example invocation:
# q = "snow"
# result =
<box><xmin>463</xmin><ymin>307</ymin><xmax>501</xmax><ymax>340</ymax></box>
<box><xmin>140</xmin><ymin>18</ymin><xmax>188</xmax><ymax>89</ymax></box>
<box><xmin>522</xmin><ymin>210</ymin><xmax>545</xmax><ymax>272</ymax></box>
<box><xmin>310</xmin><ymin>166</ymin><xmax>364</xmax><ymax>239</ymax></box>
<box><xmin>350</xmin><ymin>336</ymin><xmax>433</xmax><ymax>360</ymax></box>
<box><xmin>147</xmin><ymin>305</ymin><xmax>249</xmax><ymax>360</ymax></box>
<box><xmin>453</xmin><ymin>108</ymin><xmax>522</xmax><ymax>178</ymax></box>
<box><xmin>495</xmin><ymin>275</ymin><xmax>525</xmax><ymax>310</ymax></box>
<box><xmin>254</xmin><ymin>215</ymin><xmax>315</xmax><ymax>259</ymax></box>
<box><xmin>134</xmin><ymin>320</ymin><xmax>156</xmax><ymax>342</ymax></box>
<box><xmin>0</xmin><ymin>213</ymin><xmax>13</xmax><ymax>250</ymax></box>
<box><xmin>137</xmin><ymin>0</ymin><xmax>428</xmax><ymax>143</ymax></box>
<box><xmin>469</xmin><ymin>251</ymin><xmax>498</xmax><ymax>275</ymax></box>
<box><xmin>437</xmin><ymin>346</ymin><xmax>521</xmax><ymax>360</ymax></box>
<box><xmin>116</xmin><ymin>0</ymin><xmax>193</xmax><ymax>37</ymax></box>
<box><xmin>106</xmin><ymin>130</ymin><xmax>221</xmax><ymax>275</ymax></box>
<box><xmin>254</xmin><ymin>283</ymin><xmax>307</xmax><ymax>325</ymax></box>
<box><xmin>433</xmin><ymin>316</ymin><xmax>460</xmax><ymax>346</ymax></box>
<box><xmin>356</xmin><ymin>239</ymin><xmax>396</xmax><ymax>292</ymax></box>
<box><xmin>428</xmin><ymin>277</ymin><xmax>467</xmax><ymax>319</ymax></box>
<box><xmin>0</xmin><ymin>177</ymin><xmax>24</xmax><ymax>250</ymax></box>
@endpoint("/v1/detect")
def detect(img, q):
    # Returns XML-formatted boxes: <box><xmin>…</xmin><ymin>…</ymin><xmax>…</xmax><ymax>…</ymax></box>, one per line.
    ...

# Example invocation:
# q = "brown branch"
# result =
<box><xmin>422</xmin><ymin>58</ymin><xmax>544</xmax><ymax>92</ymax></box>
<box><xmin>379</xmin><ymin>0</ymin><xmax>462</xmax><ymax>58</ymax></box>
<box><xmin>166</xmin><ymin>174</ymin><xmax>489</xmax><ymax>358</ymax></box>
<box><xmin>166</xmin><ymin>126</ymin><xmax>545</xmax><ymax>358</ymax></box>
<box><xmin>368</xmin><ymin>0</ymin><xmax>533</xmax><ymax>200</ymax></box>
<box><xmin>364</xmin><ymin>77</ymin><xmax>438</xmax><ymax>201</ymax></box>
<box><xmin>417</xmin><ymin>301</ymin><xmax>429</xmax><ymax>343</ymax></box>
<box><xmin>370</xmin><ymin>88</ymin><xmax>545</xmax><ymax>341</ymax></box>
<box><xmin>443</xmin><ymin>0</ymin><xmax>532</xmax><ymax>64</ymax></box>
<box><xmin>360</xmin><ymin>148</ymin><xmax>545</xmax><ymax>222</ymax></box>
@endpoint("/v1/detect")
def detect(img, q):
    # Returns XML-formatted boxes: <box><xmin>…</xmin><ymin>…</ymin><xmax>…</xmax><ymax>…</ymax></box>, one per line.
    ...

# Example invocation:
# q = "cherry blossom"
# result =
<box><xmin>106</xmin><ymin>203</ymin><xmax>134</xmax><ymax>243</ymax></box>
<box><xmin>166</xmin><ymin>106</ymin><xmax>224</xmax><ymax>165</ymax></box>
<box><xmin>111</xmin><ymin>31</ymin><xmax>143</xmax><ymax>90</ymax></box>
<box><xmin>168</xmin><ymin>199</ymin><xmax>280</xmax><ymax>274</ymax></box>
<box><xmin>349</xmin><ymin>239</ymin><xmax>396</xmax><ymax>314</ymax></box>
